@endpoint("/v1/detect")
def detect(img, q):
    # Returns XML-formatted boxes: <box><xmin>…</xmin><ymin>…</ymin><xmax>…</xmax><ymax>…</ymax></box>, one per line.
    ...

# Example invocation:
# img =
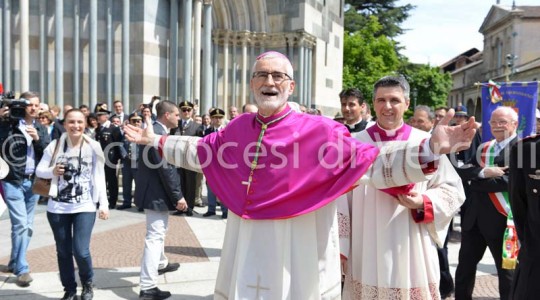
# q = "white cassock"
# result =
<box><xmin>158</xmin><ymin>135</ymin><xmax>449</xmax><ymax>300</ymax></box>
<box><xmin>338</xmin><ymin>128</ymin><xmax>465</xmax><ymax>300</ymax></box>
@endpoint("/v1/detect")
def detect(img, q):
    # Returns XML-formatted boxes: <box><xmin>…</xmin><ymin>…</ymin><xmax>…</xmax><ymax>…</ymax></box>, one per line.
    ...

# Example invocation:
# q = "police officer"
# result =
<box><xmin>170</xmin><ymin>101</ymin><xmax>198</xmax><ymax>215</ymax></box>
<box><xmin>94</xmin><ymin>103</ymin><xmax>123</xmax><ymax>209</ymax></box>
<box><xmin>117</xmin><ymin>113</ymin><xmax>142</xmax><ymax>210</ymax></box>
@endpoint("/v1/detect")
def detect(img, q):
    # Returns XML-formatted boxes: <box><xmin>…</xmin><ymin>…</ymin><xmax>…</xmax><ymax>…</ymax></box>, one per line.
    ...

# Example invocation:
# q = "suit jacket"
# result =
<box><xmin>135</xmin><ymin>122</ymin><xmax>183</xmax><ymax>211</ymax></box>
<box><xmin>457</xmin><ymin>136</ymin><xmax>518</xmax><ymax>233</ymax></box>
<box><xmin>51</xmin><ymin>118</ymin><xmax>66</xmax><ymax>140</ymax></box>
<box><xmin>110</xmin><ymin>112</ymin><xmax>129</xmax><ymax>124</ymax></box>
<box><xmin>509</xmin><ymin>135</ymin><xmax>540</xmax><ymax>299</ymax></box>
<box><xmin>0</xmin><ymin>119</ymin><xmax>50</xmax><ymax>184</ymax></box>
<box><xmin>171</xmin><ymin>119</ymin><xmax>198</xmax><ymax>136</ymax></box>
<box><xmin>203</xmin><ymin>127</ymin><xmax>221</xmax><ymax>136</ymax></box>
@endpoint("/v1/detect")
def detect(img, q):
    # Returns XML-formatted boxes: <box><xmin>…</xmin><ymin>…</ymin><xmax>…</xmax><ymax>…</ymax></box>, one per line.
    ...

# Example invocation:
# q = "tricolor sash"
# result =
<box><xmin>480</xmin><ymin>140</ymin><xmax>518</xmax><ymax>269</ymax></box>
<box><xmin>480</xmin><ymin>141</ymin><xmax>510</xmax><ymax>217</ymax></box>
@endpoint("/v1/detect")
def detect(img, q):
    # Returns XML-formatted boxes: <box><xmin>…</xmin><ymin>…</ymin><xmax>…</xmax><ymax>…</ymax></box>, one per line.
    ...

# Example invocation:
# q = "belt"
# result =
<box><xmin>22</xmin><ymin>174</ymin><xmax>34</xmax><ymax>180</ymax></box>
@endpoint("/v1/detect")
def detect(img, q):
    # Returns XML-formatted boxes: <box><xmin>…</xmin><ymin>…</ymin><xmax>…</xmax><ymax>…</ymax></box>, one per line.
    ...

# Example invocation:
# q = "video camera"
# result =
<box><xmin>0</xmin><ymin>83</ymin><xmax>28</xmax><ymax>120</ymax></box>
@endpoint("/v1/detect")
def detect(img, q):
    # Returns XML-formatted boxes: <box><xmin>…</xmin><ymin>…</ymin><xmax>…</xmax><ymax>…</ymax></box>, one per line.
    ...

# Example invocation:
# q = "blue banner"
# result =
<box><xmin>481</xmin><ymin>81</ymin><xmax>538</xmax><ymax>142</ymax></box>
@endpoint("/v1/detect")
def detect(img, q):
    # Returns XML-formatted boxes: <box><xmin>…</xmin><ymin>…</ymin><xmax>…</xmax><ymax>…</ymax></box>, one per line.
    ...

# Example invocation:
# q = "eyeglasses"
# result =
<box><xmin>252</xmin><ymin>71</ymin><xmax>292</xmax><ymax>83</ymax></box>
<box><xmin>130</xmin><ymin>119</ymin><xmax>142</xmax><ymax>123</ymax></box>
<box><xmin>181</xmin><ymin>108</ymin><xmax>192</xmax><ymax>112</ymax></box>
<box><xmin>489</xmin><ymin>120</ymin><xmax>511</xmax><ymax>126</ymax></box>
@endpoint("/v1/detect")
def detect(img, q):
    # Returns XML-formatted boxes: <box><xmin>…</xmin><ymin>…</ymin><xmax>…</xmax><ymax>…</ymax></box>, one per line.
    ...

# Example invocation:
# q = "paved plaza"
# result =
<box><xmin>1</xmin><ymin>201</ymin><xmax>501</xmax><ymax>299</ymax></box>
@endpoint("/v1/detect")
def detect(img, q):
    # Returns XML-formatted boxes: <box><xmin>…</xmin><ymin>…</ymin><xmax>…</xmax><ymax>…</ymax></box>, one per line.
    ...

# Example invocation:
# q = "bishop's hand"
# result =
<box><xmin>430</xmin><ymin>109</ymin><xmax>478</xmax><ymax>155</ymax></box>
<box><xmin>124</xmin><ymin>116</ymin><xmax>156</xmax><ymax>146</ymax></box>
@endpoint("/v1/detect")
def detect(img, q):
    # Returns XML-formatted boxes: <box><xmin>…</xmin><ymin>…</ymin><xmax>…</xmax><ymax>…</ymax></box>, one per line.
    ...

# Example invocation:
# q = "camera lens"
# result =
<box><xmin>63</xmin><ymin>164</ymin><xmax>75</xmax><ymax>181</ymax></box>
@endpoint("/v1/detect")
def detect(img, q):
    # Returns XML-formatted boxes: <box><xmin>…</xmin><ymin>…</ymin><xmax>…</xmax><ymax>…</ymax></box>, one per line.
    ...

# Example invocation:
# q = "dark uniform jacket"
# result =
<box><xmin>0</xmin><ymin>118</ymin><xmax>50</xmax><ymax>184</ymax></box>
<box><xmin>95</xmin><ymin>122</ymin><xmax>124</xmax><ymax>165</ymax></box>
<box><xmin>170</xmin><ymin>119</ymin><xmax>199</xmax><ymax>136</ymax></box>
<box><xmin>509</xmin><ymin>135</ymin><xmax>540</xmax><ymax>300</ymax></box>
<box><xmin>135</xmin><ymin>122</ymin><xmax>183</xmax><ymax>211</ymax></box>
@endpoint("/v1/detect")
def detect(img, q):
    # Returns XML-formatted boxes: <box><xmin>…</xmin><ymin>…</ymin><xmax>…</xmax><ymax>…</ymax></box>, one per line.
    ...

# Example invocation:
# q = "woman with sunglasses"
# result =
<box><xmin>36</xmin><ymin>109</ymin><xmax>109</xmax><ymax>300</ymax></box>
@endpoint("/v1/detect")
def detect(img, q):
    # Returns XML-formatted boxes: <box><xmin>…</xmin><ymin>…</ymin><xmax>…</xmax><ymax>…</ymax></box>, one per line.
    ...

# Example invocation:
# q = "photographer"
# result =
<box><xmin>36</xmin><ymin>109</ymin><xmax>109</xmax><ymax>300</ymax></box>
<box><xmin>0</xmin><ymin>91</ymin><xmax>50</xmax><ymax>287</ymax></box>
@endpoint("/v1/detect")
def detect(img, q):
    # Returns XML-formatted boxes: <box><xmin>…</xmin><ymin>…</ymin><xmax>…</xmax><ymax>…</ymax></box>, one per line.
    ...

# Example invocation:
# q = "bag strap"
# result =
<box><xmin>48</xmin><ymin>139</ymin><xmax>61</xmax><ymax>167</ymax></box>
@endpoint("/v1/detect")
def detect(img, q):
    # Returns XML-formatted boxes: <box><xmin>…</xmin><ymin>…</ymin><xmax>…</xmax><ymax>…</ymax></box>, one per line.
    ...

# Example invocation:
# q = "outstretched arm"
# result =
<box><xmin>124</xmin><ymin>116</ymin><xmax>202</xmax><ymax>172</ymax></box>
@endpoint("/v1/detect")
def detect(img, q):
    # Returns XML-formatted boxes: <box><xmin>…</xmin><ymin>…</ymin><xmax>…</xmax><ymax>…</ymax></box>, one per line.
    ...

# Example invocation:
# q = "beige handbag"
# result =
<box><xmin>32</xmin><ymin>140</ymin><xmax>60</xmax><ymax>197</ymax></box>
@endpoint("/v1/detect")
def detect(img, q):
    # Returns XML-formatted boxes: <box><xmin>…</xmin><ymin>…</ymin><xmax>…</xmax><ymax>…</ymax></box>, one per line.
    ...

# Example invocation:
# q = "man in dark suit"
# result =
<box><xmin>455</xmin><ymin>106</ymin><xmax>518</xmax><ymax>300</ymax></box>
<box><xmin>110</xmin><ymin>100</ymin><xmax>129</xmax><ymax>124</ymax></box>
<box><xmin>117</xmin><ymin>113</ymin><xmax>142</xmax><ymax>210</ymax></box>
<box><xmin>508</xmin><ymin>134</ymin><xmax>540</xmax><ymax>300</ymax></box>
<box><xmin>339</xmin><ymin>88</ymin><xmax>368</xmax><ymax>133</ymax></box>
<box><xmin>94</xmin><ymin>103</ymin><xmax>124</xmax><ymax>209</ymax></box>
<box><xmin>170</xmin><ymin>101</ymin><xmax>198</xmax><ymax>215</ymax></box>
<box><xmin>136</xmin><ymin>100</ymin><xmax>187</xmax><ymax>300</ymax></box>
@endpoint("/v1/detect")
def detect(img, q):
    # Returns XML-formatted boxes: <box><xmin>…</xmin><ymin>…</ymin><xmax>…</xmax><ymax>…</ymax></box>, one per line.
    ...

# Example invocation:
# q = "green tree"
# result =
<box><xmin>345</xmin><ymin>0</ymin><xmax>414</xmax><ymax>38</ymax></box>
<box><xmin>343</xmin><ymin>16</ymin><xmax>400</xmax><ymax>101</ymax></box>
<box><xmin>399</xmin><ymin>63</ymin><xmax>453</xmax><ymax>110</ymax></box>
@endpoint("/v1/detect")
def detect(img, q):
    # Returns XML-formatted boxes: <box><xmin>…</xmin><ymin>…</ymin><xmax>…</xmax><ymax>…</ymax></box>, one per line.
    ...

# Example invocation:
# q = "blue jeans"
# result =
<box><xmin>1</xmin><ymin>179</ymin><xmax>39</xmax><ymax>275</ymax></box>
<box><xmin>47</xmin><ymin>211</ymin><xmax>96</xmax><ymax>292</ymax></box>
<box><xmin>207</xmin><ymin>184</ymin><xmax>227</xmax><ymax>215</ymax></box>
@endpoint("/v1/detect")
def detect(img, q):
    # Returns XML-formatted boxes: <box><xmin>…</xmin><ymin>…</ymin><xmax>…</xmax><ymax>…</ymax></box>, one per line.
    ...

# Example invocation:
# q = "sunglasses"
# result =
<box><xmin>181</xmin><ymin>108</ymin><xmax>192</xmax><ymax>112</ymax></box>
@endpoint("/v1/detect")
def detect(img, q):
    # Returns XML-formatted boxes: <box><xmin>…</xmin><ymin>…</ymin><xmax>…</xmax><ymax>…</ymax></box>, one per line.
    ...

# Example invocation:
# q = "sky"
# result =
<box><xmin>395</xmin><ymin>0</ymin><xmax>538</xmax><ymax>66</ymax></box>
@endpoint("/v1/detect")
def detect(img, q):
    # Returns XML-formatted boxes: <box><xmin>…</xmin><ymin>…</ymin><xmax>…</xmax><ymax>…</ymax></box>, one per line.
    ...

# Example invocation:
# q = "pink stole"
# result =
<box><xmin>197</xmin><ymin>107</ymin><xmax>380</xmax><ymax>219</ymax></box>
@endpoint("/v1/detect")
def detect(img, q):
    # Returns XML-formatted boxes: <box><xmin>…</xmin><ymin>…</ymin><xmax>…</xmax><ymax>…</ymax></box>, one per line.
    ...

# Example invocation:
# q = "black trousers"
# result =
<box><xmin>178</xmin><ymin>167</ymin><xmax>197</xmax><ymax>209</ymax></box>
<box><xmin>438</xmin><ymin>222</ymin><xmax>454</xmax><ymax>296</ymax></box>
<box><xmin>104</xmin><ymin>165</ymin><xmax>118</xmax><ymax>208</ymax></box>
<box><xmin>455</xmin><ymin>223</ymin><xmax>514</xmax><ymax>300</ymax></box>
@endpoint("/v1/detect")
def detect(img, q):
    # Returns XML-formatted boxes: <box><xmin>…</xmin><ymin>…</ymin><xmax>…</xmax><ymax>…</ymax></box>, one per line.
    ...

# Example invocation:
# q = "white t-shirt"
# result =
<box><xmin>47</xmin><ymin>144</ymin><xmax>97</xmax><ymax>214</ymax></box>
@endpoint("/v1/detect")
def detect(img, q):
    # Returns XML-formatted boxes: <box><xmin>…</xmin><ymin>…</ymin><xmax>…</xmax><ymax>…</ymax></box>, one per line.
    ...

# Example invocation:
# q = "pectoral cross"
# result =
<box><xmin>241</xmin><ymin>174</ymin><xmax>253</xmax><ymax>194</ymax></box>
<box><xmin>247</xmin><ymin>275</ymin><xmax>270</xmax><ymax>299</ymax></box>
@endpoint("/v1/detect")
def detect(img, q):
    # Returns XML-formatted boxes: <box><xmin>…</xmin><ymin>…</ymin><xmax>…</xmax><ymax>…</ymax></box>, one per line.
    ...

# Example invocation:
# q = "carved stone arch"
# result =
<box><xmin>214</xmin><ymin>0</ymin><xmax>231</xmax><ymax>29</ymax></box>
<box><xmin>247</xmin><ymin>0</ymin><xmax>268</xmax><ymax>32</ymax></box>
<box><xmin>227</xmin><ymin>0</ymin><xmax>250</xmax><ymax>30</ymax></box>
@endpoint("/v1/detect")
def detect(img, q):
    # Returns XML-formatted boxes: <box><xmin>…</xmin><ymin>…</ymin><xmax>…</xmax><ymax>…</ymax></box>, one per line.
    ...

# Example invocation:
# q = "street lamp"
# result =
<box><xmin>505</xmin><ymin>53</ymin><xmax>518</xmax><ymax>81</ymax></box>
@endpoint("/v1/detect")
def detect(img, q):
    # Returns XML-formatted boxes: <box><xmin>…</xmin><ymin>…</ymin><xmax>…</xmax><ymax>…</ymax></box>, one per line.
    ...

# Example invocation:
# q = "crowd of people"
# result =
<box><xmin>0</xmin><ymin>49</ymin><xmax>538</xmax><ymax>300</ymax></box>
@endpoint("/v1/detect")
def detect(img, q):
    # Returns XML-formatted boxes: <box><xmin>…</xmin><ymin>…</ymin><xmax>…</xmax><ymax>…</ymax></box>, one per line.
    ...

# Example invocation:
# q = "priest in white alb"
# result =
<box><xmin>124</xmin><ymin>52</ymin><xmax>477</xmax><ymax>300</ymax></box>
<box><xmin>339</xmin><ymin>76</ymin><xmax>465</xmax><ymax>299</ymax></box>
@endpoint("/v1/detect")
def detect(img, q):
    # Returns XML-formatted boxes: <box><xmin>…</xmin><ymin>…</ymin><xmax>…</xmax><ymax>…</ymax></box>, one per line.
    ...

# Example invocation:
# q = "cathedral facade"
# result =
<box><xmin>0</xmin><ymin>0</ymin><xmax>344</xmax><ymax>115</ymax></box>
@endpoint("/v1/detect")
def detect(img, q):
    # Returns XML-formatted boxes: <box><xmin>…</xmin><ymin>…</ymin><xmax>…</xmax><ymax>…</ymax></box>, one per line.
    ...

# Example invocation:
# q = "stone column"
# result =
<box><xmin>213</xmin><ymin>39</ymin><xmax>218</xmax><ymax>107</ymax></box>
<box><xmin>55</xmin><ymin>0</ymin><xmax>63</xmax><ymax>107</ymax></box>
<box><xmin>297</xmin><ymin>41</ymin><xmax>305</xmax><ymax>104</ymax></box>
<box><xmin>122</xmin><ymin>0</ymin><xmax>130</xmax><ymax>107</ymax></box>
<box><xmin>201</xmin><ymin>0</ymin><xmax>212</xmax><ymax>114</ymax></box>
<box><xmin>193</xmin><ymin>0</ymin><xmax>202</xmax><ymax>106</ymax></box>
<box><xmin>20</xmin><ymin>0</ymin><xmax>29</xmax><ymax>91</ymax></box>
<box><xmin>231</xmin><ymin>41</ymin><xmax>237</xmax><ymax>107</ymax></box>
<box><xmin>240</xmin><ymin>32</ymin><xmax>248</xmax><ymax>106</ymax></box>
<box><xmin>307</xmin><ymin>47</ymin><xmax>313</xmax><ymax>107</ymax></box>
<box><xmin>89</xmin><ymin>0</ymin><xmax>97</xmax><ymax>108</ymax></box>
<box><xmin>169</xmin><ymin>0</ymin><xmax>178</xmax><ymax>102</ymax></box>
<box><xmin>3</xmin><ymin>0</ymin><xmax>11</xmax><ymax>90</ymax></box>
<box><xmin>222</xmin><ymin>33</ymin><xmax>229</xmax><ymax>111</ymax></box>
<box><xmin>73</xmin><ymin>0</ymin><xmax>80</xmax><ymax>107</ymax></box>
<box><xmin>182</xmin><ymin>0</ymin><xmax>193</xmax><ymax>102</ymax></box>
<box><xmin>106</xmin><ymin>0</ymin><xmax>113</xmax><ymax>107</ymax></box>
